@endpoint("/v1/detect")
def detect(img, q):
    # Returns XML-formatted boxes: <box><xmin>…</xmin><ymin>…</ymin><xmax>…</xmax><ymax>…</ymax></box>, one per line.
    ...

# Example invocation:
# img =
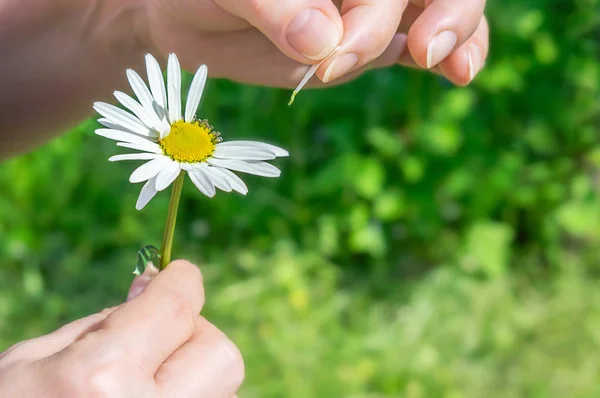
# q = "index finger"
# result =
<box><xmin>318</xmin><ymin>0</ymin><xmax>408</xmax><ymax>83</ymax></box>
<box><xmin>85</xmin><ymin>260</ymin><xmax>205</xmax><ymax>373</ymax></box>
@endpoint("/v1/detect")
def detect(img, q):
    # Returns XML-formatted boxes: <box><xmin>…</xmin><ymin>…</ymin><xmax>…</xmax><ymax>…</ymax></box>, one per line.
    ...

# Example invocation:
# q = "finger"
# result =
<box><xmin>437</xmin><ymin>16</ymin><xmax>489</xmax><ymax>85</ymax></box>
<box><xmin>127</xmin><ymin>262</ymin><xmax>159</xmax><ymax>301</ymax></box>
<box><xmin>398</xmin><ymin>3</ymin><xmax>425</xmax><ymax>33</ymax></box>
<box><xmin>397</xmin><ymin>49</ymin><xmax>443</xmax><ymax>75</ymax></box>
<box><xmin>90</xmin><ymin>260</ymin><xmax>205</xmax><ymax>373</ymax></box>
<box><xmin>180</xmin><ymin>27</ymin><xmax>404</xmax><ymax>91</ymax></box>
<box><xmin>156</xmin><ymin>317</ymin><xmax>244</xmax><ymax>398</ymax></box>
<box><xmin>317</xmin><ymin>0</ymin><xmax>408</xmax><ymax>83</ymax></box>
<box><xmin>0</xmin><ymin>307</ymin><xmax>118</xmax><ymax>364</ymax></box>
<box><xmin>184</xmin><ymin>28</ymin><xmax>406</xmax><ymax>95</ymax></box>
<box><xmin>407</xmin><ymin>0</ymin><xmax>486</xmax><ymax>69</ymax></box>
<box><xmin>293</xmin><ymin>31</ymin><xmax>408</xmax><ymax>92</ymax></box>
<box><xmin>213</xmin><ymin>0</ymin><xmax>344</xmax><ymax>62</ymax></box>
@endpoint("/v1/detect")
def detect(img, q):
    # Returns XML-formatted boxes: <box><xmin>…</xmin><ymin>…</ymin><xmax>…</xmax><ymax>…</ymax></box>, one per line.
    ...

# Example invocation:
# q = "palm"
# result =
<box><xmin>144</xmin><ymin>0</ymin><xmax>304</xmax><ymax>87</ymax></box>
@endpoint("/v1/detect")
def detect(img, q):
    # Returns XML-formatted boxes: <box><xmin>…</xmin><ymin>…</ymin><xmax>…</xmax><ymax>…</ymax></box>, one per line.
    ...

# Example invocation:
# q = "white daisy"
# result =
<box><xmin>94</xmin><ymin>53</ymin><xmax>289</xmax><ymax>210</ymax></box>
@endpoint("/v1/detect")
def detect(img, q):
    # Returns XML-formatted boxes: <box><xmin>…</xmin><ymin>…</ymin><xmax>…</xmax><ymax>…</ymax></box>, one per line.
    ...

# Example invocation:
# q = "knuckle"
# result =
<box><xmin>170</xmin><ymin>259</ymin><xmax>203</xmax><ymax>282</ymax></box>
<box><xmin>163</xmin><ymin>288</ymin><xmax>197</xmax><ymax>333</ymax></box>
<box><xmin>246</xmin><ymin>0</ymin><xmax>267</xmax><ymax>17</ymax></box>
<box><xmin>0</xmin><ymin>341</ymin><xmax>28</xmax><ymax>364</ymax></box>
<box><xmin>99</xmin><ymin>306</ymin><xmax>118</xmax><ymax>317</ymax></box>
<box><xmin>56</xmin><ymin>361</ymin><xmax>120</xmax><ymax>397</ymax></box>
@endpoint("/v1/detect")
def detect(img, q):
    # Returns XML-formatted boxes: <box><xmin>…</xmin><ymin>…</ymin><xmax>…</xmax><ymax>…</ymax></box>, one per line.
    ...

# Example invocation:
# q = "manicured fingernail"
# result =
<box><xmin>322</xmin><ymin>53</ymin><xmax>359</xmax><ymax>83</ymax></box>
<box><xmin>468</xmin><ymin>43</ymin><xmax>482</xmax><ymax>81</ymax></box>
<box><xmin>427</xmin><ymin>31</ymin><xmax>457</xmax><ymax>69</ymax></box>
<box><xmin>286</xmin><ymin>9</ymin><xmax>340</xmax><ymax>60</ymax></box>
<box><xmin>127</xmin><ymin>263</ymin><xmax>159</xmax><ymax>301</ymax></box>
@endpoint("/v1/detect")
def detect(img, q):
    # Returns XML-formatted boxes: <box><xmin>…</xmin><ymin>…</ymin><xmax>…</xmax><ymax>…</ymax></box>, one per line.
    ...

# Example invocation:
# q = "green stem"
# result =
<box><xmin>159</xmin><ymin>172</ymin><xmax>185</xmax><ymax>270</ymax></box>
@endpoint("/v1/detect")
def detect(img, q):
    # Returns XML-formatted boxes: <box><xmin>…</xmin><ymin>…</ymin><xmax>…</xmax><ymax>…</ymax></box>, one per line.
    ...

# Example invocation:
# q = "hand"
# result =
<box><xmin>141</xmin><ymin>0</ymin><xmax>489</xmax><ymax>87</ymax></box>
<box><xmin>0</xmin><ymin>261</ymin><xmax>243</xmax><ymax>398</ymax></box>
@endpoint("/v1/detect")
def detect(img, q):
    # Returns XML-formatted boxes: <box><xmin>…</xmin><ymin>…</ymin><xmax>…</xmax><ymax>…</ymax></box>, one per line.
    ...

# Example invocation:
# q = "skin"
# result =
<box><xmin>0</xmin><ymin>260</ymin><xmax>244</xmax><ymax>398</ymax></box>
<box><xmin>0</xmin><ymin>0</ymin><xmax>488</xmax><ymax>158</ymax></box>
<box><xmin>0</xmin><ymin>0</ymin><xmax>489</xmax><ymax>394</ymax></box>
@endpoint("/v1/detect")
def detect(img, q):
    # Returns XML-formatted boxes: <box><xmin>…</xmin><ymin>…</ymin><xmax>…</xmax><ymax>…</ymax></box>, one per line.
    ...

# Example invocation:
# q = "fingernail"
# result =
<box><xmin>322</xmin><ymin>53</ymin><xmax>359</xmax><ymax>83</ymax></box>
<box><xmin>427</xmin><ymin>31</ymin><xmax>457</xmax><ymax>69</ymax></box>
<box><xmin>468</xmin><ymin>43</ymin><xmax>482</xmax><ymax>81</ymax></box>
<box><xmin>127</xmin><ymin>263</ymin><xmax>159</xmax><ymax>301</ymax></box>
<box><xmin>286</xmin><ymin>9</ymin><xmax>340</xmax><ymax>60</ymax></box>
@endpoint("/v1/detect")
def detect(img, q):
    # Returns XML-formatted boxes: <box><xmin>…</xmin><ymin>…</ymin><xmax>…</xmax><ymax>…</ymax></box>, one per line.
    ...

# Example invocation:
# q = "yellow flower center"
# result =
<box><xmin>159</xmin><ymin>120</ymin><xmax>219</xmax><ymax>163</ymax></box>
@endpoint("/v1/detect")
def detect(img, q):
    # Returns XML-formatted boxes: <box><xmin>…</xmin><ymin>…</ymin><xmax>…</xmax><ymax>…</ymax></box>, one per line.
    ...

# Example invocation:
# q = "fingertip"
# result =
<box><xmin>127</xmin><ymin>262</ymin><xmax>159</xmax><ymax>302</ymax></box>
<box><xmin>438</xmin><ymin>45</ymin><xmax>472</xmax><ymax>86</ymax></box>
<box><xmin>161</xmin><ymin>259</ymin><xmax>205</xmax><ymax>306</ymax></box>
<box><xmin>221</xmin><ymin>336</ymin><xmax>245</xmax><ymax>392</ymax></box>
<box><xmin>286</xmin><ymin>8</ymin><xmax>342</xmax><ymax>61</ymax></box>
<box><xmin>167</xmin><ymin>259</ymin><xmax>203</xmax><ymax>282</ymax></box>
<box><xmin>406</xmin><ymin>24</ymin><xmax>430</xmax><ymax>69</ymax></box>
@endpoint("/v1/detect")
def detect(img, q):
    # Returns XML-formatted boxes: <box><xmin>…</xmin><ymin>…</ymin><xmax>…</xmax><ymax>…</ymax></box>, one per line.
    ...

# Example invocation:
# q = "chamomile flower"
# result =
<box><xmin>94</xmin><ymin>53</ymin><xmax>288</xmax><ymax>210</ymax></box>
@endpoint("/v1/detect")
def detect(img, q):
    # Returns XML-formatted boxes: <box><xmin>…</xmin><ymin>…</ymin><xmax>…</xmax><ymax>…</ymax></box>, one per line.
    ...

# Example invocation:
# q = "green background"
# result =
<box><xmin>1</xmin><ymin>0</ymin><xmax>599</xmax><ymax>396</ymax></box>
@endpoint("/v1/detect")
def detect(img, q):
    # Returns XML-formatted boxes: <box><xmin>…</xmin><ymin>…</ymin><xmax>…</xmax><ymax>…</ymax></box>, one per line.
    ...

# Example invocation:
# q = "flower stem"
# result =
<box><xmin>159</xmin><ymin>172</ymin><xmax>185</xmax><ymax>270</ymax></box>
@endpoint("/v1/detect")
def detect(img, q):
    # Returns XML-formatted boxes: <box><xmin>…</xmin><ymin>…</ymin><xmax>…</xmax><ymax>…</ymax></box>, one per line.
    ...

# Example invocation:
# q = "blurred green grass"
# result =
<box><xmin>1</xmin><ymin>0</ymin><xmax>600</xmax><ymax>396</ymax></box>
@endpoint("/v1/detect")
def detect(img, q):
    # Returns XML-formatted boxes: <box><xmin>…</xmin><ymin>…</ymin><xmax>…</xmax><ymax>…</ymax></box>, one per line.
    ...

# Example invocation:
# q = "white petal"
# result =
<box><xmin>114</xmin><ymin>91</ymin><xmax>169</xmax><ymax>136</ymax></box>
<box><xmin>113</xmin><ymin>91</ymin><xmax>153</xmax><ymax>127</ymax></box>
<box><xmin>167</xmin><ymin>53</ymin><xmax>182</xmax><ymax>125</ymax></box>
<box><xmin>184</xmin><ymin>65</ymin><xmax>208</xmax><ymax>122</ymax></box>
<box><xmin>109</xmin><ymin>153</ymin><xmax>160</xmax><ymax>162</ymax></box>
<box><xmin>98</xmin><ymin>118</ymin><xmax>132</xmax><ymax>133</ymax></box>
<box><xmin>129</xmin><ymin>157</ymin><xmax>171</xmax><ymax>183</ymax></box>
<box><xmin>180</xmin><ymin>163</ymin><xmax>195</xmax><ymax>171</ymax></box>
<box><xmin>126</xmin><ymin>69</ymin><xmax>155</xmax><ymax>111</ymax></box>
<box><xmin>145</xmin><ymin>54</ymin><xmax>168</xmax><ymax>119</ymax></box>
<box><xmin>136</xmin><ymin>176</ymin><xmax>159</xmax><ymax>210</ymax></box>
<box><xmin>117</xmin><ymin>141</ymin><xmax>163</xmax><ymax>154</ymax></box>
<box><xmin>155</xmin><ymin>161</ymin><xmax>181</xmax><ymax>191</ymax></box>
<box><xmin>213</xmin><ymin>167</ymin><xmax>248</xmax><ymax>195</ymax></box>
<box><xmin>213</xmin><ymin>145</ymin><xmax>277</xmax><ymax>161</ymax></box>
<box><xmin>93</xmin><ymin>102</ymin><xmax>153</xmax><ymax>137</ymax></box>
<box><xmin>217</xmin><ymin>141</ymin><xmax>289</xmax><ymax>157</ymax></box>
<box><xmin>189</xmin><ymin>168</ymin><xmax>216</xmax><ymax>197</ymax></box>
<box><xmin>95</xmin><ymin>128</ymin><xmax>157</xmax><ymax>147</ymax></box>
<box><xmin>288</xmin><ymin>47</ymin><xmax>339</xmax><ymax>105</ymax></box>
<box><xmin>206</xmin><ymin>158</ymin><xmax>281</xmax><ymax>178</ymax></box>
<box><xmin>195</xmin><ymin>164</ymin><xmax>231</xmax><ymax>192</ymax></box>
<box><xmin>99</xmin><ymin>117</ymin><xmax>158</xmax><ymax>139</ymax></box>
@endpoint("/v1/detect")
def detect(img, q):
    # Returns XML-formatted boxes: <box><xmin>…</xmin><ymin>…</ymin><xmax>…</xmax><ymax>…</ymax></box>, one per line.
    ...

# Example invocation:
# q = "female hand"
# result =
<box><xmin>0</xmin><ymin>260</ymin><xmax>243</xmax><ymax>398</ymax></box>
<box><xmin>143</xmin><ymin>0</ymin><xmax>489</xmax><ymax>86</ymax></box>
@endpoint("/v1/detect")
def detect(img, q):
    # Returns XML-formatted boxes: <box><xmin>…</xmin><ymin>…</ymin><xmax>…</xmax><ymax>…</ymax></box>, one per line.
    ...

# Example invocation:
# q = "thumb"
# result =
<box><xmin>127</xmin><ymin>262</ymin><xmax>159</xmax><ymax>302</ymax></box>
<box><xmin>0</xmin><ymin>307</ymin><xmax>119</xmax><ymax>364</ymax></box>
<box><xmin>214</xmin><ymin>0</ymin><xmax>343</xmax><ymax>62</ymax></box>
